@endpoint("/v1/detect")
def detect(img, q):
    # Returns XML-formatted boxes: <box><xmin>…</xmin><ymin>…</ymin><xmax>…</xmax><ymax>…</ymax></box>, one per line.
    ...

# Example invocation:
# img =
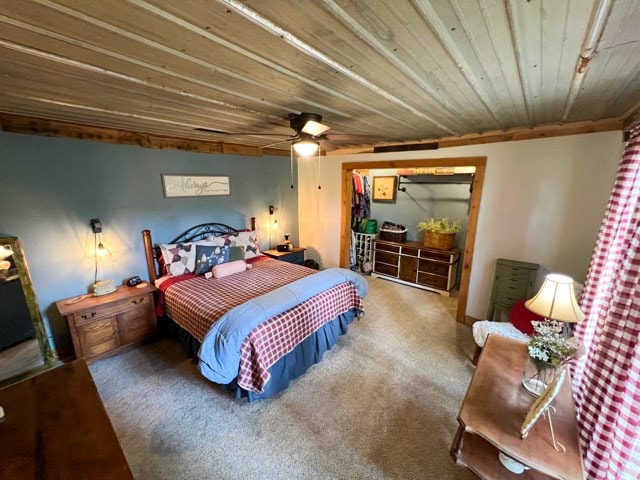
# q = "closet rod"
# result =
<box><xmin>397</xmin><ymin>174</ymin><xmax>474</xmax><ymax>192</ymax></box>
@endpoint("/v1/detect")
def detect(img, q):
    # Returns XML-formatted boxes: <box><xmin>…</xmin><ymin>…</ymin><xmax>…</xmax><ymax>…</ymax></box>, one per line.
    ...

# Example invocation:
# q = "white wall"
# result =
<box><xmin>298</xmin><ymin>131</ymin><xmax>623</xmax><ymax>319</ymax></box>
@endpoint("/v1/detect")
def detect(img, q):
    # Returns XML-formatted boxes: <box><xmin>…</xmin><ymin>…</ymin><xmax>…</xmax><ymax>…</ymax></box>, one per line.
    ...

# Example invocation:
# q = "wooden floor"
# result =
<box><xmin>0</xmin><ymin>339</ymin><xmax>44</xmax><ymax>383</ymax></box>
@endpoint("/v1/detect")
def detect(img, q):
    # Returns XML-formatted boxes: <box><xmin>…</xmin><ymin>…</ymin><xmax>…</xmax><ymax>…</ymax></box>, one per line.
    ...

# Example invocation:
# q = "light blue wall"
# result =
<box><xmin>0</xmin><ymin>132</ymin><xmax>296</xmax><ymax>354</ymax></box>
<box><xmin>367</xmin><ymin>170</ymin><xmax>471</xmax><ymax>283</ymax></box>
<box><xmin>368</xmin><ymin>170</ymin><xmax>471</xmax><ymax>244</ymax></box>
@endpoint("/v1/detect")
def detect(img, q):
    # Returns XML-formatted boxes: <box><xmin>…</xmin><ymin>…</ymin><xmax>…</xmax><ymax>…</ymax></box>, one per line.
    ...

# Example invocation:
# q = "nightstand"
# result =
<box><xmin>263</xmin><ymin>247</ymin><xmax>306</xmax><ymax>265</ymax></box>
<box><xmin>56</xmin><ymin>284</ymin><xmax>157</xmax><ymax>363</ymax></box>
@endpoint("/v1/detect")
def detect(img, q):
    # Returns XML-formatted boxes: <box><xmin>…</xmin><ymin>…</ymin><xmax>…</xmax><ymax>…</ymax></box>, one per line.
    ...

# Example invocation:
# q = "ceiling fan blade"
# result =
<box><xmin>318</xmin><ymin>139</ymin><xmax>338</xmax><ymax>152</ymax></box>
<box><xmin>194</xmin><ymin>127</ymin><xmax>291</xmax><ymax>136</ymax></box>
<box><xmin>322</xmin><ymin>134</ymin><xmax>382</xmax><ymax>144</ymax></box>
<box><xmin>261</xmin><ymin>137</ymin><xmax>299</xmax><ymax>149</ymax></box>
<box><xmin>301</xmin><ymin>120</ymin><xmax>331</xmax><ymax>136</ymax></box>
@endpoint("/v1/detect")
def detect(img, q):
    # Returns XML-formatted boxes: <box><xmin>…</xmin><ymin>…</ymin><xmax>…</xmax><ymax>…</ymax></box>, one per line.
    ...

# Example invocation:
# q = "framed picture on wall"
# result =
<box><xmin>372</xmin><ymin>176</ymin><xmax>397</xmax><ymax>202</ymax></box>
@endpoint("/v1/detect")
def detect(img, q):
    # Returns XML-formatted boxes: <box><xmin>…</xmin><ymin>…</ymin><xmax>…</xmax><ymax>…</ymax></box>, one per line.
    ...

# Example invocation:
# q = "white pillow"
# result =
<box><xmin>159</xmin><ymin>239</ymin><xmax>213</xmax><ymax>277</ymax></box>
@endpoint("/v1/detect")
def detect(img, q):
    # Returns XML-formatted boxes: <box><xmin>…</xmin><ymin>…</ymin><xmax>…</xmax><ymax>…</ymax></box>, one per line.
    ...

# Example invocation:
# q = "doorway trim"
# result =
<box><xmin>341</xmin><ymin>156</ymin><xmax>486</xmax><ymax>323</ymax></box>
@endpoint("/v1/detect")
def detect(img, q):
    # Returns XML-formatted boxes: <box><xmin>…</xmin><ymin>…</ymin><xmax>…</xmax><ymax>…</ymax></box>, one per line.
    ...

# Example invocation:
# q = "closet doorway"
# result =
<box><xmin>340</xmin><ymin>157</ymin><xmax>486</xmax><ymax>324</ymax></box>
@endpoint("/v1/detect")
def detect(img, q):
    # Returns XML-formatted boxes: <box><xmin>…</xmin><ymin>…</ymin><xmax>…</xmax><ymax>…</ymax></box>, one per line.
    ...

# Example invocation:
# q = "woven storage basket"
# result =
<box><xmin>423</xmin><ymin>231</ymin><xmax>455</xmax><ymax>250</ymax></box>
<box><xmin>379</xmin><ymin>228</ymin><xmax>407</xmax><ymax>243</ymax></box>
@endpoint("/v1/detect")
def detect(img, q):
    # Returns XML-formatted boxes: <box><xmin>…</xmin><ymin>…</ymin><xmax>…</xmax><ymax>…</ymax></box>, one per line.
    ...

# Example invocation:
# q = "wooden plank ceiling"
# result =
<box><xmin>0</xmin><ymin>0</ymin><xmax>639</xmax><ymax>155</ymax></box>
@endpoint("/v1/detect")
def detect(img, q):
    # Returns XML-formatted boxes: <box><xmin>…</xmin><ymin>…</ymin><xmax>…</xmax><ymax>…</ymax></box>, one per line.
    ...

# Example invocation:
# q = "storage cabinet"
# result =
<box><xmin>372</xmin><ymin>239</ymin><xmax>459</xmax><ymax>296</ymax></box>
<box><xmin>486</xmin><ymin>258</ymin><xmax>539</xmax><ymax>321</ymax></box>
<box><xmin>263</xmin><ymin>247</ymin><xmax>306</xmax><ymax>265</ymax></box>
<box><xmin>56</xmin><ymin>284</ymin><xmax>157</xmax><ymax>363</ymax></box>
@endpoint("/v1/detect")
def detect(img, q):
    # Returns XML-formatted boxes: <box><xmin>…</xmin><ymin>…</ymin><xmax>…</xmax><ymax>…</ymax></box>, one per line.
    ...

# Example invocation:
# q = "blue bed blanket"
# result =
<box><xmin>198</xmin><ymin>267</ymin><xmax>367</xmax><ymax>384</ymax></box>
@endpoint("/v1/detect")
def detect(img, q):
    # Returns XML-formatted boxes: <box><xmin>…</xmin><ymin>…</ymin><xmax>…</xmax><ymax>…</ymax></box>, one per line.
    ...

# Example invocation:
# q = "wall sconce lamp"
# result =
<box><xmin>268</xmin><ymin>206</ymin><xmax>279</xmax><ymax>230</ymax></box>
<box><xmin>90</xmin><ymin>218</ymin><xmax>111</xmax><ymax>285</ymax></box>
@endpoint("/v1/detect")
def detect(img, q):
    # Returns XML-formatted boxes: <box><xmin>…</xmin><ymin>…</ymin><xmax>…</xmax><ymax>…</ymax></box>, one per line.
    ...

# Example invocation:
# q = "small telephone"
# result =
<box><xmin>127</xmin><ymin>275</ymin><xmax>142</xmax><ymax>287</ymax></box>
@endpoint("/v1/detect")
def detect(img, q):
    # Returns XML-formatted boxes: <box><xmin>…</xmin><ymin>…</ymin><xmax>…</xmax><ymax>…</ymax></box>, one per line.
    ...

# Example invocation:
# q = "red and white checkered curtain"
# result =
<box><xmin>572</xmin><ymin>124</ymin><xmax>640</xmax><ymax>479</ymax></box>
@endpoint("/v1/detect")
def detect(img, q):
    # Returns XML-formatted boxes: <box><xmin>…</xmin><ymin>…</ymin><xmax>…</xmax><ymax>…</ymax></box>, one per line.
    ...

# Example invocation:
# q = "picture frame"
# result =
<box><xmin>372</xmin><ymin>176</ymin><xmax>398</xmax><ymax>202</ymax></box>
<box><xmin>162</xmin><ymin>175</ymin><xmax>230</xmax><ymax>198</ymax></box>
<box><xmin>520</xmin><ymin>368</ymin><xmax>566</xmax><ymax>439</ymax></box>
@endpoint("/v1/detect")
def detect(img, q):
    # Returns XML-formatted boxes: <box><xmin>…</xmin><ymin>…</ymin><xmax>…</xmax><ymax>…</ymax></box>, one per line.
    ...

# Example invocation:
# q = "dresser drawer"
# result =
<box><xmin>401</xmin><ymin>246</ymin><xmax>419</xmax><ymax>257</ymax></box>
<box><xmin>374</xmin><ymin>242</ymin><xmax>401</xmax><ymax>254</ymax></box>
<box><xmin>375</xmin><ymin>250</ymin><xmax>399</xmax><ymax>265</ymax></box>
<box><xmin>417</xmin><ymin>272</ymin><xmax>449</xmax><ymax>290</ymax></box>
<box><xmin>420</xmin><ymin>250</ymin><xmax>454</xmax><ymax>262</ymax></box>
<box><xmin>418</xmin><ymin>259</ymin><xmax>450</xmax><ymax>276</ymax></box>
<box><xmin>495</xmin><ymin>288</ymin><xmax>529</xmax><ymax>305</ymax></box>
<box><xmin>73</xmin><ymin>294</ymin><xmax>150</xmax><ymax>326</ymax></box>
<box><xmin>374</xmin><ymin>262</ymin><xmax>399</xmax><ymax>277</ymax></box>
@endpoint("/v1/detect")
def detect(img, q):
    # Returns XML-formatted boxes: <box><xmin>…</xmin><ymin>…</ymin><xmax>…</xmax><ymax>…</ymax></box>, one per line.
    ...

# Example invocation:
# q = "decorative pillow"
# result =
<box><xmin>159</xmin><ymin>242</ymin><xmax>199</xmax><ymax>277</ymax></box>
<box><xmin>223</xmin><ymin>230</ymin><xmax>260</xmax><ymax>259</ymax></box>
<box><xmin>228</xmin><ymin>246</ymin><xmax>245</xmax><ymax>263</ymax></box>
<box><xmin>194</xmin><ymin>244</ymin><xmax>230</xmax><ymax>275</ymax></box>
<box><xmin>510</xmin><ymin>299</ymin><xmax>544</xmax><ymax>336</ymax></box>
<box><xmin>211</xmin><ymin>259</ymin><xmax>247</xmax><ymax>278</ymax></box>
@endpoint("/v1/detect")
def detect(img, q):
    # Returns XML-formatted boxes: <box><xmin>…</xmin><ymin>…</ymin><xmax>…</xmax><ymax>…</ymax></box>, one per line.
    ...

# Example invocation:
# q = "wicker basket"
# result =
<box><xmin>379</xmin><ymin>228</ymin><xmax>407</xmax><ymax>243</ymax></box>
<box><xmin>423</xmin><ymin>231</ymin><xmax>456</xmax><ymax>250</ymax></box>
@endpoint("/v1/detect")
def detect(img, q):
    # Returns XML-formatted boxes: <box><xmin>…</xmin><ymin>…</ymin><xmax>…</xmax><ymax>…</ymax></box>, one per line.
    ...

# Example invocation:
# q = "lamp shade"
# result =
<box><xmin>524</xmin><ymin>273</ymin><xmax>585</xmax><ymax>323</ymax></box>
<box><xmin>293</xmin><ymin>140</ymin><xmax>319</xmax><ymax>156</ymax></box>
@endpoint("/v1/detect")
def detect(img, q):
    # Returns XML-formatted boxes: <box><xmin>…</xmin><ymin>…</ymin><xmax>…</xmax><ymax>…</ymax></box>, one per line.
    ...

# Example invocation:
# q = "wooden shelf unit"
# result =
<box><xmin>56</xmin><ymin>284</ymin><xmax>157</xmax><ymax>363</ymax></box>
<box><xmin>372</xmin><ymin>239</ymin><xmax>459</xmax><ymax>296</ymax></box>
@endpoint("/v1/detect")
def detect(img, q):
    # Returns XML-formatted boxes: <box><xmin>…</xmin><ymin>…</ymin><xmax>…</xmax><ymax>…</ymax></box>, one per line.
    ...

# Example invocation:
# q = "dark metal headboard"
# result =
<box><xmin>142</xmin><ymin>217</ymin><xmax>256</xmax><ymax>282</ymax></box>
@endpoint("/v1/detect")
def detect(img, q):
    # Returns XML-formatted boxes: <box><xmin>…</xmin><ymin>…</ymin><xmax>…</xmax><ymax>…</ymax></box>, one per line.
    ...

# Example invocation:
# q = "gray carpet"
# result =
<box><xmin>90</xmin><ymin>276</ymin><xmax>477</xmax><ymax>479</ymax></box>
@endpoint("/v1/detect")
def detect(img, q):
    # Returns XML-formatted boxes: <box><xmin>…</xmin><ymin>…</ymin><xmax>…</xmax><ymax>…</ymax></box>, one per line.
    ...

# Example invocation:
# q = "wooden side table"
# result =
<box><xmin>56</xmin><ymin>284</ymin><xmax>157</xmax><ymax>363</ymax></box>
<box><xmin>263</xmin><ymin>247</ymin><xmax>306</xmax><ymax>265</ymax></box>
<box><xmin>0</xmin><ymin>359</ymin><xmax>133</xmax><ymax>479</ymax></box>
<box><xmin>451</xmin><ymin>335</ymin><xmax>585</xmax><ymax>479</ymax></box>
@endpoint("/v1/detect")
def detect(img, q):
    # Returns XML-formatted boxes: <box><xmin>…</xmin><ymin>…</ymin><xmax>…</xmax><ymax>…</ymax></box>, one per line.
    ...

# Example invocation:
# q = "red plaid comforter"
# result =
<box><xmin>163</xmin><ymin>258</ymin><xmax>364</xmax><ymax>392</ymax></box>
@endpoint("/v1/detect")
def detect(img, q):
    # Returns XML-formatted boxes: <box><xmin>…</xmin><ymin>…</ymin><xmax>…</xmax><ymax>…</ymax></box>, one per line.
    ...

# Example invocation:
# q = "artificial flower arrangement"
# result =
<box><xmin>417</xmin><ymin>217</ymin><xmax>462</xmax><ymax>234</ymax></box>
<box><xmin>527</xmin><ymin>320</ymin><xmax>579</xmax><ymax>371</ymax></box>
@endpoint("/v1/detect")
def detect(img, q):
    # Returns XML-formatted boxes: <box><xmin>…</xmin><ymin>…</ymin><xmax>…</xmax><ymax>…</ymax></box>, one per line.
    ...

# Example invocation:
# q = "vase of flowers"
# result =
<box><xmin>417</xmin><ymin>218</ymin><xmax>462</xmax><ymax>250</ymax></box>
<box><xmin>522</xmin><ymin>320</ymin><xmax>579</xmax><ymax>396</ymax></box>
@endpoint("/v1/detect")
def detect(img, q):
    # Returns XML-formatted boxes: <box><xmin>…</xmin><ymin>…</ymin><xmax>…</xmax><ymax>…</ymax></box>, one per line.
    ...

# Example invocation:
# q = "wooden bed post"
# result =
<box><xmin>142</xmin><ymin>229</ymin><xmax>157</xmax><ymax>283</ymax></box>
<box><xmin>250</xmin><ymin>217</ymin><xmax>256</xmax><ymax>230</ymax></box>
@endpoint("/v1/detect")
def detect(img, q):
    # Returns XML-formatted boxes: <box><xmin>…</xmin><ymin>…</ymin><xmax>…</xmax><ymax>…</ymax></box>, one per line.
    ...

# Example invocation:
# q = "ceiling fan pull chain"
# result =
<box><xmin>317</xmin><ymin>147</ymin><xmax>322</xmax><ymax>190</ymax></box>
<box><xmin>290</xmin><ymin>144</ymin><xmax>295</xmax><ymax>189</ymax></box>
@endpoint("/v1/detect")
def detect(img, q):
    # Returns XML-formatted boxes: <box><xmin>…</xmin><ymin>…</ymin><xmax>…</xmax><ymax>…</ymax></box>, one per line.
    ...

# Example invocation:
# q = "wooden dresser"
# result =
<box><xmin>451</xmin><ymin>335</ymin><xmax>585</xmax><ymax>479</ymax></box>
<box><xmin>56</xmin><ymin>284</ymin><xmax>156</xmax><ymax>363</ymax></box>
<box><xmin>372</xmin><ymin>239</ymin><xmax>459</xmax><ymax>296</ymax></box>
<box><xmin>0</xmin><ymin>360</ymin><xmax>132</xmax><ymax>479</ymax></box>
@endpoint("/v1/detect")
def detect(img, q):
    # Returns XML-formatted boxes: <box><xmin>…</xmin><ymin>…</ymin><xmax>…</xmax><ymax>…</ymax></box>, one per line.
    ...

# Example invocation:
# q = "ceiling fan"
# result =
<box><xmin>194</xmin><ymin>112</ymin><xmax>380</xmax><ymax>155</ymax></box>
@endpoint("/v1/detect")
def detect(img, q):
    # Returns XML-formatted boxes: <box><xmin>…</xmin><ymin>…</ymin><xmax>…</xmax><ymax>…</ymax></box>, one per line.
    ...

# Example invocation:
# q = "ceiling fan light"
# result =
<box><xmin>293</xmin><ymin>140</ymin><xmax>319</xmax><ymax>156</ymax></box>
<box><xmin>301</xmin><ymin>120</ymin><xmax>330</xmax><ymax>136</ymax></box>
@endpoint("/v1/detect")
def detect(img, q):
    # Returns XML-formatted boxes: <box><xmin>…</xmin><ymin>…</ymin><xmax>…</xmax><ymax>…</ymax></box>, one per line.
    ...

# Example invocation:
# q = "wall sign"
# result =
<box><xmin>162</xmin><ymin>175</ymin><xmax>230</xmax><ymax>198</ymax></box>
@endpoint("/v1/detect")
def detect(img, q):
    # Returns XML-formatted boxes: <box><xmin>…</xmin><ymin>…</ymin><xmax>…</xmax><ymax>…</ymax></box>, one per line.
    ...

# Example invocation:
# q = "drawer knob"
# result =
<box><xmin>132</xmin><ymin>298</ymin><xmax>144</xmax><ymax>305</ymax></box>
<box><xmin>81</xmin><ymin>311</ymin><xmax>97</xmax><ymax>319</ymax></box>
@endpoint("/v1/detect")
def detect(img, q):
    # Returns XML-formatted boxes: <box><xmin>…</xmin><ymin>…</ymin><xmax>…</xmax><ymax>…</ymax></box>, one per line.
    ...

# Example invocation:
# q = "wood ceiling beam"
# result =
<box><xmin>329</xmin><ymin>118</ymin><xmax>624</xmax><ymax>154</ymax></box>
<box><xmin>0</xmin><ymin>114</ymin><xmax>288</xmax><ymax>157</ymax></box>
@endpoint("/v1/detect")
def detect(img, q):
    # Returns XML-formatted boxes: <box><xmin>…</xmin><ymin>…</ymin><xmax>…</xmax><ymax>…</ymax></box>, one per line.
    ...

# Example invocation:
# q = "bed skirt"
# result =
<box><xmin>160</xmin><ymin>309</ymin><xmax>358</xmax><ymax>401</ymax></box>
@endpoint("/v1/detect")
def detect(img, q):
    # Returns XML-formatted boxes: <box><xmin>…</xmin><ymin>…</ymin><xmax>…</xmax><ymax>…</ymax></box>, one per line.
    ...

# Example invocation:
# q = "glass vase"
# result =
<box><xmin>522</xmin><ymin>358</ymin><xmax>557</xmax><ymax>397</ymax></box>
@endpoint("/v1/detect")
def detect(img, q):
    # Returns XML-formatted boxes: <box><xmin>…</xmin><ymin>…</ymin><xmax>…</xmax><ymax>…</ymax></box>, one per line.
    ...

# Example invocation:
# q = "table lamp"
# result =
<box><xmin>524</xmin><ymin>274</ymin><xmax>585</xmax><ymax>333</ymax></box>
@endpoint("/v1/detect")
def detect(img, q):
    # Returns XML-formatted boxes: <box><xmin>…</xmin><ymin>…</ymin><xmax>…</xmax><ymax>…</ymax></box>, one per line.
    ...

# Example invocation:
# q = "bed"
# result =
<box><xmin>142</xmin><ymin>220</ymin><xmax>367</xmax><ymax>401</ymax></box>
